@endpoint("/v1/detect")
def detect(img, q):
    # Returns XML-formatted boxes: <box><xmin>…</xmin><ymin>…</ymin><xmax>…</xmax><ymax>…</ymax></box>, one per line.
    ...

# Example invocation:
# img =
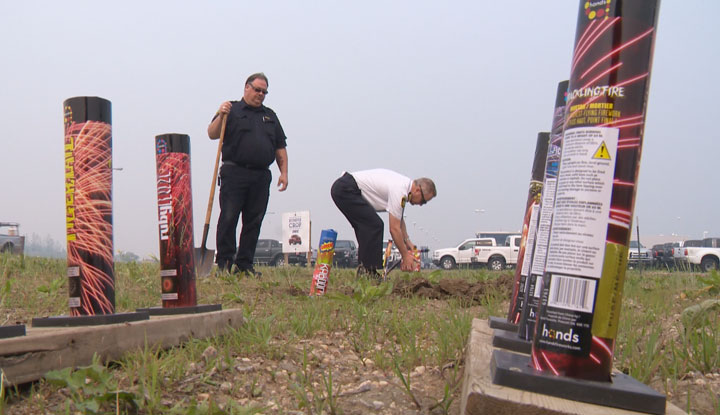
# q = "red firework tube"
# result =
<box><xmin>310</xmin><ymin>229</ymin><xmax>337</xmax><ymax>296</ymax></box>
<box><xmin>517</xmin><ymin>80</ymin><xmax>570</xmax><ymax>341</ymax></box>
<box><xmin>63</xmin><ymin>96</ymin><xmax>115</xmax><ymax>316</ymax></box>
<box><xmin>155</xmin><ymin>134</ymin><xmax>197</xmax><ymax>307</ymax></box>
<box><xmin>531</xmin><ymin>1</ymin><xmax>660</xmax><ymax>381</ymax></box>
<box><xmin>506</xmin><ymin>132</ymin><xmax>549</xmax><ymax>325</ymax></box>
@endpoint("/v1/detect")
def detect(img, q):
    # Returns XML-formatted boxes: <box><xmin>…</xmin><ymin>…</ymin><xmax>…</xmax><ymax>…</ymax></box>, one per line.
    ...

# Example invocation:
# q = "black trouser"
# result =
<box><xmin>331</xmin><ymin>173</ymin><xmax>383</xmax><ymax>270</ymax></box>
<box><xmin>216</xmin><ymin>164</ymin><xmax>271</xmax><ymax>270</ymax></box>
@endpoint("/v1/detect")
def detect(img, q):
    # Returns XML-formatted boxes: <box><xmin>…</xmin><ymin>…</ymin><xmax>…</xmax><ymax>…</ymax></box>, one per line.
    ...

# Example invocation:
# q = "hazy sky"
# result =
<box><xmin>1</xmin><ymin>1</ymin><xmax>718</xmax><ymax>258</ymax></box>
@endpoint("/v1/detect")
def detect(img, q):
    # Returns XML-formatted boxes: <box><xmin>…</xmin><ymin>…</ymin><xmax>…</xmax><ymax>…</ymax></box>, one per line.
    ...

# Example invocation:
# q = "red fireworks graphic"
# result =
<box><xmin>156</xmin><ymin>151</ymin><xmax>197</xmax><ymax>307</ymax></box>
<box><xmin>65</xmin><ymin>121</ymin><xmax>115</xmax><ymax>316</ymax></box>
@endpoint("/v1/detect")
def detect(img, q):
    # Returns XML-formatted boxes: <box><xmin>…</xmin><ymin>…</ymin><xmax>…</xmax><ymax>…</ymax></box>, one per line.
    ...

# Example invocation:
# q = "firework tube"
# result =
<box><xmin>531</xmin><ymin>1</ymin><xmax>660</xmax><ymax>381</ymax></box>
<box><xmin>413</xmin><ymin>247</ymin><xmax>421</xmax><ymax>272</ymax></box>
<box><xmin>63</xmin><ymin>96</ymin><xmax>114</xmax><ymax>316</ymax></box>
<box><xmin>516</xmin><ymin>81</ymin><xmax>570</xmax><ymax>341</ymax></box>
<box><xmin>309</xmin><ymin>229</ymin><xmax>337</xmax><ymax>296</ymax></box>
<box><xmin>506</xmin><ymin>132</ymin><xmax>549</xmax><ymax>325</ymax></box>
<box><xmin>155</xmin><ymin>134</ymin><xmax>197</xmax><ymax>307</ymax></box>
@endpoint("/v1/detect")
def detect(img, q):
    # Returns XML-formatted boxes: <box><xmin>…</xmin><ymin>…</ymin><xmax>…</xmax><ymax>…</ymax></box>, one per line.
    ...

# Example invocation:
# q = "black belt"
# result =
<box><xmin>223</xmin><ymin>160</ymin><xmax>268</xmax><ymax>170</ymax></box>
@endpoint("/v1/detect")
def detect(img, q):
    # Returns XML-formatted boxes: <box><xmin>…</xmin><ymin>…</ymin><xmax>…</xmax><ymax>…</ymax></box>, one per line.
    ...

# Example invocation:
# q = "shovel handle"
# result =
<box><xmin>202</xmin><ymin>113</ymin><xmax>227</xmax><ymax>244</ymax></box>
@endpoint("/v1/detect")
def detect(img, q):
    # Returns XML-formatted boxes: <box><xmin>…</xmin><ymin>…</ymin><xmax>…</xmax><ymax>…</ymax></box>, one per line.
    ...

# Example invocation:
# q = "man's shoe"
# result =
<box><xmin>356</xmin><ymin>265</ymin><xmax>382</xmax><ymax>283</ymax></box>
<box><xmin>216</xmin><ymin>261</ymin><xmax>232</xmax><ymax>274</ymax></box>
<box><xmin>235</xmin><ymin>266</ymin><xmax>262</xmax><ymax>279</ymax></box>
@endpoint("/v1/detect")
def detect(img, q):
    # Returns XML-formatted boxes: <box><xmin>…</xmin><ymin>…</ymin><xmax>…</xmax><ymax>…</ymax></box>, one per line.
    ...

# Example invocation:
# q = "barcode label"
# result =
<box><xmin>548</xmin><ymin>274</ymin><xmax>595</xmax><ymax>313</ymax></box>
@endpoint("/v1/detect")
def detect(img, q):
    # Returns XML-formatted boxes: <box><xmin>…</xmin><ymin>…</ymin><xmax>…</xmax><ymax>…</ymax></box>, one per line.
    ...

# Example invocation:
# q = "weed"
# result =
<box><xmin>696</xmin><ymin>270</ymin><xmax>720</xmax><ymax>296</ymax></box>
<box><xmin>44</xmin><ymin>354</ymin><xmax>139</xmax><ymax>414</ymax></box>
<box><xmin>321</xmin><ymin>367</ymin><xmax>342</xmax><ymax>415</ymax></box>
<box><xmin>0</xmin><ymin>370</ymin><xmax>5</xmax><ymax>415</ymax></box>
<box><xmin>391</xmin><ymin>354</ymin><xmax>422</xmax><ymax>409</ymax></box>
<box><xmin>36</xmin><ymin>276</ymin><xmax>64</xmax><ymax>297</ymax></box>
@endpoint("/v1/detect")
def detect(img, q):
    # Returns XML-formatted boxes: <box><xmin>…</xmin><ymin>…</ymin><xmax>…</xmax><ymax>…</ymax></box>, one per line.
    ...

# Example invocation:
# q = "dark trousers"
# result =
<box><xmin>216</xmin><ymin>164</ymin><xmax>271</xmax><ymax>270</ymax></box>
<box><xmin>331</xmin><ymin>173</ymin><xmax>383</xmax><ymax>269</ymax></box>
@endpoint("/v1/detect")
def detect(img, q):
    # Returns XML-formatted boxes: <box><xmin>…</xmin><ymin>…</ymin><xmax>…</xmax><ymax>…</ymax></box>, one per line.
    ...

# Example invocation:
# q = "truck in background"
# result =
<box><xmin>472</xmin><ymin>234</ymin><xmax>522</xmax><ymax>271</ymax></box>
<box><xmin>433</xmin><ymin>238</ymin><xmax>495</xmax><ymax>270</ymax></box>
<box><xmin>0</xmin><ymin>222</ymin><xmax>25</xmax><ymax>255</ymax></box>
<box><xmin>680</xmin><ymin>237</ymin><xmax>720</xmax><ymax>272</ymax></box>
<box><xmin>432</xmin><ymin>234</ymin><xmax>521</xmax><ymax>271</ymax></box>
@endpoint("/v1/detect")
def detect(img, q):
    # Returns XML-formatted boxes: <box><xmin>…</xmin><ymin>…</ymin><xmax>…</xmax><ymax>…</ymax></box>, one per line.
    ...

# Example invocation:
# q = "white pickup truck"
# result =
<box><xmin>432</xmin><ymin>235</ymin><xmax>521</xmax><ymax>271</ymax></box>
<box><xmin>680</xmin><ymin>237</ymin><xmax>720</xmax><ymax>272</ymax></box>
<box><xmin>472</xmin><ymin>234</ymin><xmax>521</xmax><ymax>271</ymax></box>
<box><xmin>433</xmin><ymin>238</ymin><xmax>496</xmax><ymax>270</ymax></box>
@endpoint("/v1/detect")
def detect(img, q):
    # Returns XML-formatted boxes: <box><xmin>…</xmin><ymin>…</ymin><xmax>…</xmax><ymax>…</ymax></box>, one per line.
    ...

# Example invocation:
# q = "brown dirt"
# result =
<box><xmin>392</xmin><ymin>274</ymin><xmax>513</xmax><ymax>304</ymax></box>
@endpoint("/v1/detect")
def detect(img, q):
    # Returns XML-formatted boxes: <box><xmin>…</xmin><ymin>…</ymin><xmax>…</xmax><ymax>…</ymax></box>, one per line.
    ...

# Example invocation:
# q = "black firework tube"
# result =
<box><xmin>155</xmin><ymin>134</ymin><xmax>198</xmax><ymax>307</ymax></box>
<box><xmin>531</xmin><ymin>1</ymin><xmax>660</xmax><ymax>381</ymax></box>
<box><xmin>517</xmin><ymin>80</ymin><xmax>569</xmax><ymax>341</ymax></box>
<box><xmin>63</xmin><ymin>96</ymin><xmax>115</xmax><ymax>316</ymax></box>
<box><xmin>506</xmin><ymin>132</ymin><xmax>548</xmax><ymax>324</ymax></box>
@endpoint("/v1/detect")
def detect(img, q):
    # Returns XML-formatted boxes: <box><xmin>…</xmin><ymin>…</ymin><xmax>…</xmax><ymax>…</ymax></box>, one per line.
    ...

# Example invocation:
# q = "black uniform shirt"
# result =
<box><xmin>214</xmin><ymin>99</ymin><xmax>287</xmax><ymax>168</ymax></box>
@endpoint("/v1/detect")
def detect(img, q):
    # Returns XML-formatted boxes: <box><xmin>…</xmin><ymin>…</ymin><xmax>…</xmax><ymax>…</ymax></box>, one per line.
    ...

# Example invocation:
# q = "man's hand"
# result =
<box><xmin>208</xmin><ymin>101</ymin><xmax>231</xmax><ymax>139</ymax></box>
<box><xmin>401</xmin><ymin>251</ymin><xmax>418</xmax><ymax>271</ymax></box>
<box><xmin>277</xmin><ymin>174</ymin><xmax>288</xmax><ymax>191</ymax></box>
<box><xmin>217</xmin><ymin>101</ymin><xmax>231</xmax><ymax>115</ymax></box>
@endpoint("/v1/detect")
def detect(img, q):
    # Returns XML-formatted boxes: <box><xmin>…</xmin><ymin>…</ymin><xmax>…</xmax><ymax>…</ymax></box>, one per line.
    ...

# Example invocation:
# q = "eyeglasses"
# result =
<box><xmin>418</xmin><ymin>187</ymin><xmax>427</xmax><ymax>206</ymax></box>
<box><xmin>248</xmin><ymin>84</ymin><xmax>269</xmax><ymax>95</ymax></box>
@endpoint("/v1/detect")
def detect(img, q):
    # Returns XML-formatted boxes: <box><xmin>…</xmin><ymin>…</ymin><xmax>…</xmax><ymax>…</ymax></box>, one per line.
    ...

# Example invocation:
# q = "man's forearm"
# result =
<box><xmin>276</xmin><ymin>148</ymin><xmax>288</xmax><ymax>175</ymax></box>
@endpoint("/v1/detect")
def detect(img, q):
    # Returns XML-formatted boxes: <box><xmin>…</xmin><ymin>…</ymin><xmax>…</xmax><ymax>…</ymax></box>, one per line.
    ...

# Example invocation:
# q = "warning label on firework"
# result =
<box><xmin>520</xmin><ymin>203</ymin><xmax>540</xmax><ymax>277</ymax></box>
<box><xmin>530</xmin><ymin>177</ymin><xmax>557</xmax><ymax>277</ymax></box>
<box><xmin>545</xmin><ymin>127</ymin><xmax>618</xmax><ymax>280</ymax></box>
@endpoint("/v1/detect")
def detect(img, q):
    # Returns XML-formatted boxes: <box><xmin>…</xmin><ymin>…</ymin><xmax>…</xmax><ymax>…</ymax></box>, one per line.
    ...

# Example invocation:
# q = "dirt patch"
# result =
<box><xmin>393</xmin><ymin>273</ymin><xmax>513</xmax><ymax>304</ymax></box>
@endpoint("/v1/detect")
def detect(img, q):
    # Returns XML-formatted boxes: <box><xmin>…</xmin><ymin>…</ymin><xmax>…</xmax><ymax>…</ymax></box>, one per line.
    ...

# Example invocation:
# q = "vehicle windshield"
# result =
<box><xmin>629</xmin><ymin>241</ymin><xmax>645</xmax><ymax>249</ymax></box>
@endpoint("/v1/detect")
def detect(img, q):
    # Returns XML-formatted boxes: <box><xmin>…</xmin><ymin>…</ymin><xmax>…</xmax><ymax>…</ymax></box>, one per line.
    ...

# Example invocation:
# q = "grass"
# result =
<box><xmin>0</xmin><ymin>254</ymin><xmax>719</xmax><ymax>414</ymax></box>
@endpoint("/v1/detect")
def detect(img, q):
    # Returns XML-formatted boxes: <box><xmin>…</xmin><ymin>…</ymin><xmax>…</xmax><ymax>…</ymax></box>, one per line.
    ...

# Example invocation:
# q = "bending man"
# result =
<box><xmin>331</xmin><ymin>169</ymin><xmax>436</xmax><ymax>278</ymax></box>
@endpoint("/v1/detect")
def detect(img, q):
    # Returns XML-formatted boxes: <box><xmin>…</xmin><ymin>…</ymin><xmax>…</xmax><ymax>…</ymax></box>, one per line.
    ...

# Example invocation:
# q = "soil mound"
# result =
<box><xmin>392</xmin><ymin>273</ymin><xmax>513</xmax><ymax>304</ymax></box>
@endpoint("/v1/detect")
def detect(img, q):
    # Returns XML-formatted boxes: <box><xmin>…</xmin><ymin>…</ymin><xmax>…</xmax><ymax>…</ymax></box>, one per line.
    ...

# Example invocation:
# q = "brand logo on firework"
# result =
<box><xmin>584</xmin><ymin>0</ymin><xmax>611</xmax><ymax>20</ymax></box>
<box><xmin>156</xmin><ymin>138</ymin><xmax>168</xmax><ymax>155</ymax></box>
<box><xmin>313</xmin><ymin>263</ymin><xmax>330</xmax><ymax>293</ymax></box>
<box><xmin>64</xmin><ymin>136</ymin><xmax>76</xmax><ymax>241</ymax></box>
<box><xmin>157</xmin><ymin>170</ymin><xmax>172</xmax><ymax>240</ymax></box>
<box><xmin>320</xmin><ymin>241</ymin><xmax>334</xmax><ymax>252</ymax></box>
<box><xmin>158</xmin><ymin>204</ymin><xmax>172</xmax><ymax>240</ymax></box>
<box><xmin>541</xmin><ymin>324</ymin><xmax>580</xmax><ymax>344</ymax></box>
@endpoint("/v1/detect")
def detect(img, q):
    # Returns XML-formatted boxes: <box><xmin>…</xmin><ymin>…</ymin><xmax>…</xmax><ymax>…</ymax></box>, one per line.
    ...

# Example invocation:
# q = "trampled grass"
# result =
<box><xmin>0</xmin><ymin>254</ymin><xmax>719</xmax><ymax>414</ymax></box>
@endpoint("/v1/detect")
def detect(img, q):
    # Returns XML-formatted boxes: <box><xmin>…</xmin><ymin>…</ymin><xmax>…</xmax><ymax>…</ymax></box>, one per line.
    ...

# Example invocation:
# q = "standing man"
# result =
<box><xmin>331</xmin><ymin>169</ymin><xmax>436</xmax><ymax>279</ymax></box>
<box><xmin>209</xmin><ymin>72</ymin><xmax>288</xmax><ymax>277</ymax></box>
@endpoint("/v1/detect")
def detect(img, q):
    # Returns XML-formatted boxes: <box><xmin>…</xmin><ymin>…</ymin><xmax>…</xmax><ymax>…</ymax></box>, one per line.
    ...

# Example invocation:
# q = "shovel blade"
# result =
<box><xmin>194</xmin><ymin>247</ymin><xmax>215</xmax><ymax>277</ymax></box>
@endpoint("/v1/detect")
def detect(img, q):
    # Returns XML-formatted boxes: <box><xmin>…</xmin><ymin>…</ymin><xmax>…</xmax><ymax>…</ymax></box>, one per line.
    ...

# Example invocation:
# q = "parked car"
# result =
<box><xmin>333</xmin><ymin>240</ymin><xmax>358</xmax><ymax>268</ymax></box>
<box><xmin>650</xmin><ymin>244</ymin><xmax>666</xmax><ymax>268</ymax></box>
<box><xmin>472</xmin><ymin>235</ymin><xmax>522</xmax><ymax>271</ymax></box>
<box><xmin>0</xmin><ymin>222</ymin><xmax>25</xmax><ymax>255</ymax></box>
<box><xmin>679</xmin><ymin>237</ymin><xmax>720</xmax><ymax>272</ymax></box>
<box><xmin>673</xmin><ymin>240</ymin><xmax>702</xmax><ymax>270</ymax></box>
<box><xmin>627</xmin><ymin>240</ymin><xmax>652</xmax><ymax>268</ymax></box>
<box><xmin>433</xmin><ymin>236</ymin><xmax>520</xmax><ymax>270</ymax></box>
<box><xmin>254</xmin><ymin>239</ymin><xmax>308</xmax><ymax>266</ymax></box>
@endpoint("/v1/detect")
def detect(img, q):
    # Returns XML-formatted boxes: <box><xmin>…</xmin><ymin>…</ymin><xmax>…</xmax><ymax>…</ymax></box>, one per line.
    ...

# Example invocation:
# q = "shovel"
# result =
<box><xmin>195</xmin><ymin>113</ymin><xmax>227</xmax><ymax>277</ymax></box>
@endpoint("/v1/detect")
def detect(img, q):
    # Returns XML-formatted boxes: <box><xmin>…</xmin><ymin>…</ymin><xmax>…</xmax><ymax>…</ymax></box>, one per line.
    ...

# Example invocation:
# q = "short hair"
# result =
<box><xmin>415</xmin><ymin>178</ymin><xmax>436</xmax><ymax>198</ymax></box>
<box><xmin>246</xmin><ymin>72</ymin><xmax>269</xmax><ymax>87</ymax></box>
